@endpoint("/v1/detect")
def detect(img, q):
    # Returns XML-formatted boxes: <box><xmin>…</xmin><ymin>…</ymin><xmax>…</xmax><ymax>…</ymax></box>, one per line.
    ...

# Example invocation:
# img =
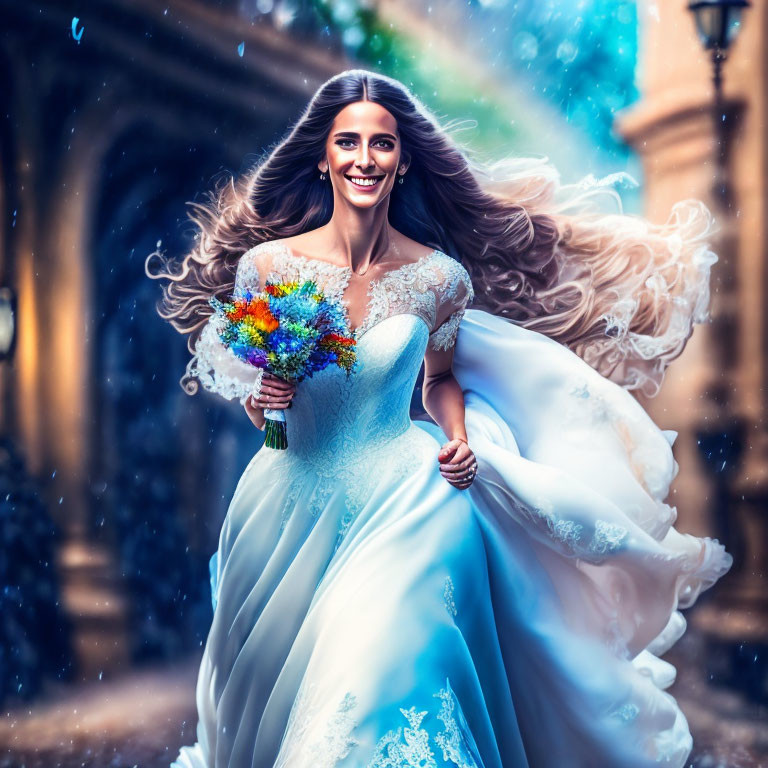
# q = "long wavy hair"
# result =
<box><xmin>146</xmin><ymin>68</ymin><xmax>717</xmax><ymax>397</ymax></box>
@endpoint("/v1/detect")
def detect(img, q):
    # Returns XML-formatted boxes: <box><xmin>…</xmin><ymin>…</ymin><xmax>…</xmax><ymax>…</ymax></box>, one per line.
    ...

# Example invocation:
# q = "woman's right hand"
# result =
<box><xmin>243</xmin><ymin>372</ymin><xmax>296</xmax><ymax>431</ymax></box>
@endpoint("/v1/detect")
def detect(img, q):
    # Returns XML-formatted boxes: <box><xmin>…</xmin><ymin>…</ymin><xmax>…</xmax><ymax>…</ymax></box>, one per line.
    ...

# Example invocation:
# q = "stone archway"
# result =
<box><xmin>1</xmin><ymin>0</ymin><xmax>345</xmax><ymax>681</ymax></box>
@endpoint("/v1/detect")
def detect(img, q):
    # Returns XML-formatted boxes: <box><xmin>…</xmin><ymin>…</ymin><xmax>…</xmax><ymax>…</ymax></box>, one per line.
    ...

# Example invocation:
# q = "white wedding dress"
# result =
<box><xmin>172</xmin><ymin>239</ymin><xmax>732</xmax><ymax>768</ymax></box>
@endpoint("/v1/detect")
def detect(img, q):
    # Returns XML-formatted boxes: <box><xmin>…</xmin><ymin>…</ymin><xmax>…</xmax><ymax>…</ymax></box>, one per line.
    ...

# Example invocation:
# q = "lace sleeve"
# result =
<box><xmin>427</xmin><ymin>255</ymin><xmax>474</xmax><ymax>352</ymax></box>
<box><xmin>182</xmin><ymin>245</ymin><xmax>265</xmax><ymax>405</ymax></box>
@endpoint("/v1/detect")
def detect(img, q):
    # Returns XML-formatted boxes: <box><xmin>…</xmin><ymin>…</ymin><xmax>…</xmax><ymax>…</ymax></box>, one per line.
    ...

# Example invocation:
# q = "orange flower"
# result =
<box><xmin>227</xmin><ymin>301</ymin><xmax>247</xmax><ymax>323</ymax></box>
<box><xmin>248</xmin><ymin>299</ymin><xmax>279</xmax><ymax>333</ymax></box>
<box><xmin>321</xmin><ymin>333</ymin><xmax>355</xmax><ymax>347</ymax></box>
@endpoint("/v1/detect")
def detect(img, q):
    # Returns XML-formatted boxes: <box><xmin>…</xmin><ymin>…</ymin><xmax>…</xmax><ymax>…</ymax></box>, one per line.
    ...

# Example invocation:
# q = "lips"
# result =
<box><xmin>344</xmin><ymin>174</ymin><xmax>385</xmax><ymax>189</ymax></box>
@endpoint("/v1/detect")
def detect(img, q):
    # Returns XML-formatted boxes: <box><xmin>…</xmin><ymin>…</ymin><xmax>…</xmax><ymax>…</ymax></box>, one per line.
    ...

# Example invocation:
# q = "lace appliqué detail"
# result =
<box><xmin>428</xmin><ymin>309</ymin><xmax>466</xmax><ymax>352</ymax></box>
<box><xmin>185</xmin><ymin>313</ymin><xmax>262</xmax><ymax>405</ymax></box>
<box><xmin>528</xmin><ymin>495</ymin><xmax>584</xmax><ymax>556</ymax></box>
<box><xmin>609</xmin><ymin>701</ymin><xmax>640</xmax><ymax>723</ymax></box>
<box><xmin>367</xmin><ymin>679</ymin><xmax>481</xmax><ymax>768</ymax></box>
<box><xmin>589</xmin><ymin>520</ymin><xmax>629</xmax><ymax>555</ymax></box>
<box><xmin>420</xmin><ymin>254</ymin><xmax>473</xmax><ymax>350</ymax></box>
<box><xmin>185</xmin><ymin>247</ymin><xmax>265</xmax><ymax>405</ymax></box>
<box><xmin>369</xmin><ymin>707</ymin><xmax>435</xmax><ymax>768</ymax></box>
<box><xmin>266</xmin><ymin>243</ymin><xmax>473</xmax><ymax>342</ymax></box>
<box><xmin>358</xmin><ymin>257</ymin><xmax>436</xmax><ymax>338</ymax></box>
<box><xmin>268</xmin><ymin>248</ymin><xmax>352</xmax><ymax>302</ymax></box>
<box><xmin>434</xmin><ymin>682</ymin><xmax>482</xmax><ymax>768</ymax></box>
<box><xmin>313</xmin><ymin>693</ymin><xmax>359</xmax><ymax>766</ymax></box>
<box><xmin>326</xmin><ymin>427</ymin><xmax>432</xmax><ymax>552</ymax></box>
<box><xmin>358</xmin><ymin>251</ymin><xmax>473</xmax><ymax>340</ymax></box>
<box><xmin>233</xmin><ymin>245</ymin><xmax>262</xmax><ymax>295</ymax></box>
<box><xmin>443</xmin><ymin>576</ymin><xmax>457</xmax><ymax>619</ymax></box>
<box><xmin>276</xmin><ymin>684</ymin><xmax>359</xmax><ymax>768</ymax></box>
<box><xmin>522</xmin><ymin>496</ymin><xmax>629</xmax><ymax>565</ymax></box>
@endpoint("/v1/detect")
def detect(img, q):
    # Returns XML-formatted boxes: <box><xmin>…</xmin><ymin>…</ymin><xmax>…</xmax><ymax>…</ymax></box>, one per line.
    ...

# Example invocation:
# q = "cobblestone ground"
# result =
<box><xmin>0</xmin><ymin>633</ymin><xmax>766</xmax><ymax>768</ymax></box>
<box><xmin>664</xmin><ymin>630</ymin><xmax>768</xmax><ymax>768</ymax></box>
<box><xmin>0</xmin><ymin>656</ymin><xmax>199</xmax><ymax>768</ymax></box>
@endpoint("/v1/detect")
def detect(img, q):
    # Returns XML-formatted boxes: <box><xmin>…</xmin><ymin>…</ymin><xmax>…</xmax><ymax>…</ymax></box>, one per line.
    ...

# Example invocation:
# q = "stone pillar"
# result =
<box><xmin>8</xmin><ymin>59</ymin><xmax>130</xmax><ymax>679</ymax></box>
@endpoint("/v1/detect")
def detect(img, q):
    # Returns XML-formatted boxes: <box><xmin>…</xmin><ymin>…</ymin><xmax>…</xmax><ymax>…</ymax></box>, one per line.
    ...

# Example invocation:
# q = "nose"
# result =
<box><xmin>355</xmin><ymin>141</ymin><xmax>373</xmax><ymax>170</ymax></box>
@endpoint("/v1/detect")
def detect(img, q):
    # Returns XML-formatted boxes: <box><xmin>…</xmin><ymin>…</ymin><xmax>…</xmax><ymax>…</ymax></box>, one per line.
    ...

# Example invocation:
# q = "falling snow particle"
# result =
<box><xmin>71</xmin><ymin>17</ymin><xmax>84</xmax><ymax>43</ymax></box>
<box><xmin>237</xmin><ymin>41</ymin><xmax>245</xmax><ymax>57</ymax></box>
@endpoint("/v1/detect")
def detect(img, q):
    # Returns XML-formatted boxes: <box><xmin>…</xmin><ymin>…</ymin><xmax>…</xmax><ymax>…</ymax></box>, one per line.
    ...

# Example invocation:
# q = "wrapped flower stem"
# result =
<box><xmin>263</xmin><ymin>407</ymin><xmax>288</xmax><ymax>450</ymax></box>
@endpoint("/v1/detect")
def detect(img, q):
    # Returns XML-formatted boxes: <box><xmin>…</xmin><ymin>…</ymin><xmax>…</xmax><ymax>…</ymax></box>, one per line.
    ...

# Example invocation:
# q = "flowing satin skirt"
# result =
<box><xmin>172</xmin><ymin>308</ymin><xmax>732</xmax><ymax>768</ymax></box>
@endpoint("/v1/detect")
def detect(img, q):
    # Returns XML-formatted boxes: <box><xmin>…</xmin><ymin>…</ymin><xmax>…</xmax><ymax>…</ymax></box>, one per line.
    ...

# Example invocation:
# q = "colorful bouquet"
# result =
<box><xmin>209</xmin><ymin>280</ymin><xmax>357</xmax><ymax>449</ymax></box>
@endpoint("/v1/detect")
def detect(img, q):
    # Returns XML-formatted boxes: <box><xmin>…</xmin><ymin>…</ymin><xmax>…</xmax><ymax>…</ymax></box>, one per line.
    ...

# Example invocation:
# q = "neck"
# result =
<box><xmin>323</xmin><ymin>194</ymin><xmax>392</xmax><ymax>273</ymax></box>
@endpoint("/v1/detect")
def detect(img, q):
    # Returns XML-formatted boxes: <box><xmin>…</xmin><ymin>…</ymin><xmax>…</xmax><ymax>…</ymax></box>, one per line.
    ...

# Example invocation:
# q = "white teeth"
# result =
<box><xmin>348</xmin><ymin>176</ymin><xmax>380</xmax><ymax>186</ymax></box>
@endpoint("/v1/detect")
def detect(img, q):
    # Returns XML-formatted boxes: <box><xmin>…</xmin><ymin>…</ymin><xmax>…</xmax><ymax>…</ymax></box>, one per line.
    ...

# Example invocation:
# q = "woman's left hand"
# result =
<box><xmin>438</xmin><ymin>438</ymin><xmax>478</xmax><ymax>490</ymax></box>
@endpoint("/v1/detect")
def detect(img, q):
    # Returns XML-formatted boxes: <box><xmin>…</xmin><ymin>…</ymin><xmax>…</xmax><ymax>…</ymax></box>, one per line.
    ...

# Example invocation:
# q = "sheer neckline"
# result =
<box><xmin>267</xmin><ymin>241</ymin><xmax>443</xmax><ymax>341</ymax></box>
<box><xmin>273</xmin><ymin>240</ymin><xmax>440</xmax><ymax>279</ymax></box>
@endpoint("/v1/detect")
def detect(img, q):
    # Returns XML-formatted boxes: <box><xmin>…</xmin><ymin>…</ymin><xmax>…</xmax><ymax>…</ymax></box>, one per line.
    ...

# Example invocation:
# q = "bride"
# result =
<box><xmin>147</xmin><ymin>69</ymin><xmax>732</xmax><ymax>768</ymax></box>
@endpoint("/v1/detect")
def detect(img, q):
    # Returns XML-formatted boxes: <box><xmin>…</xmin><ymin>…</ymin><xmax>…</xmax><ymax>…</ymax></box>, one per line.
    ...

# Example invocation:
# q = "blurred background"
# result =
<box><xmin>0</xmin><ymin>0</ymin><xmax>766</xmax><ymax>766</ymax></box>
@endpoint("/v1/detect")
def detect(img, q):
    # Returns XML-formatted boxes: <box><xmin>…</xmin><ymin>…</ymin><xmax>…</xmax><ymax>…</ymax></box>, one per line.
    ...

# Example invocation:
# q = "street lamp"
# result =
<box><xmin>687</xmin><ymin>0</ymin><xmax>751</xmax><ymax>206</ymax></box>
<box><xmin>688</xmin><ymin>0</ymin><xmax>749</xmax><ymax>50</ymax></box>
<box><xmin>686</xmin><ymin>1</ymin><xmax>767</xmax><ymax>698</ymax></box>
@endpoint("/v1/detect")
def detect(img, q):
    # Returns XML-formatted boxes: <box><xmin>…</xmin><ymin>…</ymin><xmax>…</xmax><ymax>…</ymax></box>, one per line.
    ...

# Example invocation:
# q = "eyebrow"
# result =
<box><xmin>332</xmin><ymin>131</ymin><xmax>398</xmax><ymax>141</ymax></box>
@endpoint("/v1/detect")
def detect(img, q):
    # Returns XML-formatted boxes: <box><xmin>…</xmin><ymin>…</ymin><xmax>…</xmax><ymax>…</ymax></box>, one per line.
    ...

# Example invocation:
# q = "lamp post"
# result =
<box><xmin>686</xmin><ymin>0</ymin><xmax>750</xmax><ymax>516</ymax></box>
<box><xmin>686</xmin><ymin>0</ymin><xmax>751</xmax><ymax>530</ymax></box>
<box><xmin>688</xmin><ymin>0</ymin><xmax>750</xmax><ymax>208</ymax></box>
<box><xmin>686</xmin><ymin>0</ymin><xmax>768</xmax><ymax>704</ymax></box>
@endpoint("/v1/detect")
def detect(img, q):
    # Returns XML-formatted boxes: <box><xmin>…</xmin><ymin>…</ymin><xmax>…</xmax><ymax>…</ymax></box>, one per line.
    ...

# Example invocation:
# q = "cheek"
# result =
<box><xmin>327</xmin><ymin>148</ymin><xmax>345</xmax><ymax>169</ymax></box>
<box><xmin>377</xmin><ymin>154</ymin><xmax>399</xmax><ymax>172</ymax></box>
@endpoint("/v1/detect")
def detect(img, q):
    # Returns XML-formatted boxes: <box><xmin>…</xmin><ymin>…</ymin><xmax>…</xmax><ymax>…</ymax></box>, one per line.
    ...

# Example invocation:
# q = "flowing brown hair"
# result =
<box><xmin>146</xmin><ymin>68</ymin><xmax>717</xmax><ymax>397</ymax></box>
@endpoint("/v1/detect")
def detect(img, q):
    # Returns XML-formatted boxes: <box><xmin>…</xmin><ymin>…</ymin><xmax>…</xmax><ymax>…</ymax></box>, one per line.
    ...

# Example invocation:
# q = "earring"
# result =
<box><xmin>319</xmin><ymin>171</ymin><xmax>327</xmax><ymax>181</ymax></box>
<box><xmin>398</xmin><ymin>174</ymin><xmax>404</xmax><ymax>184</ymax></box>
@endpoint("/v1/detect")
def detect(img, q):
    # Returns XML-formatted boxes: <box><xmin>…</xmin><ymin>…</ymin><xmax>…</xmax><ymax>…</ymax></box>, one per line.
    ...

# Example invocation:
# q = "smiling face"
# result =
<box><xmin>318</xmin><ymin>100</ymin><xmax>408</xmax><ymax>210</ymax></box>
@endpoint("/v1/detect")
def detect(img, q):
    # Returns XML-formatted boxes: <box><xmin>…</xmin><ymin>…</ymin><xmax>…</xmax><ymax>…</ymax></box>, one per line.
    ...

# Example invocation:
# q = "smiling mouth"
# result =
<box><xmin>344</xmin><ymin>174</ymin><xmax>385</xmax><ymax>189</ymax></box>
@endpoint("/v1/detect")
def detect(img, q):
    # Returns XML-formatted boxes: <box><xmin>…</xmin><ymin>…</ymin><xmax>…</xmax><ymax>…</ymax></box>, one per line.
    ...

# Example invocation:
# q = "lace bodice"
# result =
<box><xmin>187</xmin><ymin>241</ymin><xmax>474</xmax><ymax>458</ymax></box>
<box><xmin>185</xmin><ymin>239</ymin><xmax>474</xmax><ymax>409</ymax></box>
<box><xmin>235</xmin><ymin>239</ymin><xmax>473</xmax><ymax>343</ymax></box>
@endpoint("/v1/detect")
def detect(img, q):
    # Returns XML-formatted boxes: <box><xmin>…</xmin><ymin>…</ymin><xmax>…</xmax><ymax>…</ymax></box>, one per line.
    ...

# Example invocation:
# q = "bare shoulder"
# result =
<box><xmin>391</xmin><ymin>230</ymin><xmax>438</xmax><ymax>263</ymax></box>
<box><xmin>274</xmin><ymin>232</ymin><xmax>311</xmax><ymax>251</ymax></box>
<box><xmin>274</xmin><ymin>230</ymin><xmax>330</xmax><ymax>260</ymax></box>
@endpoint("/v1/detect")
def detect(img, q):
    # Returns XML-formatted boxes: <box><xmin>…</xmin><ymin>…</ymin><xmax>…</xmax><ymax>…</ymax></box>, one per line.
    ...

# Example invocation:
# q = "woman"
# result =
<box><xmin>147</xmin><ymin>69</ymin><xmax>732</xmax><ymax>768</ymax></box>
